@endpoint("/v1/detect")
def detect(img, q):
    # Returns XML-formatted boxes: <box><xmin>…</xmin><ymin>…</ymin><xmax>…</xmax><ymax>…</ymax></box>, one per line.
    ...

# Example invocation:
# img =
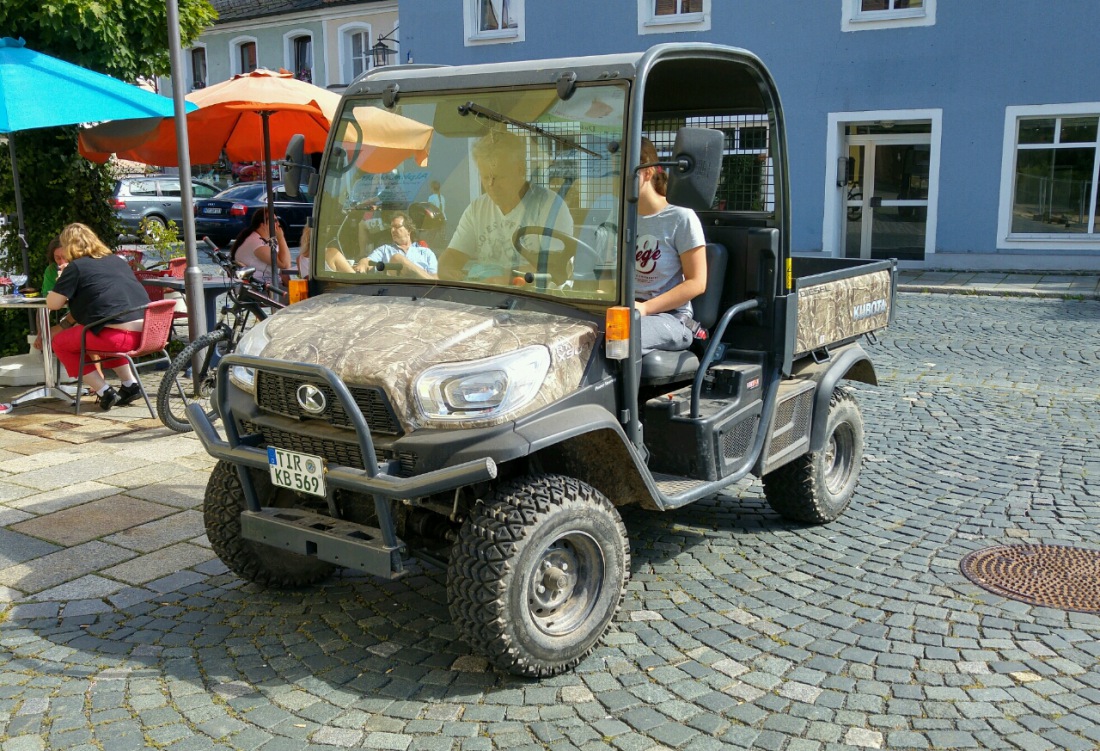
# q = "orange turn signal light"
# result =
<box><xmin>287</xmin><ymin>278</ymin><xmax>309</xmax><ymax>304</ymax></box>
<box><xmin>605</xmin><ymin>306</ymin><xmax>630</xmax><ymax>359</ymax></box>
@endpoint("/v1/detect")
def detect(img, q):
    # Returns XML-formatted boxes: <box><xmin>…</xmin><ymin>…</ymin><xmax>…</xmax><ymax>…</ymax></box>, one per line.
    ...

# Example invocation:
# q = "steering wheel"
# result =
<box><xmin>511</xmin><ymin>226</ymin><xmax>600</xmax><ymax>283</ymax></box>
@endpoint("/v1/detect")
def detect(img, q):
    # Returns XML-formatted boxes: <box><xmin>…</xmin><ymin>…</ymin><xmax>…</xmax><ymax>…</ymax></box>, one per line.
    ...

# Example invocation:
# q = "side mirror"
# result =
<box><xmin>283</xmin><ymin>134</ymin><xmax>306</xmax><ymax>198</ymax></box>
<box><xmin>665</xmin><ymin>127</ymin><xmax>725</xmax><ymax>212</ymax></box>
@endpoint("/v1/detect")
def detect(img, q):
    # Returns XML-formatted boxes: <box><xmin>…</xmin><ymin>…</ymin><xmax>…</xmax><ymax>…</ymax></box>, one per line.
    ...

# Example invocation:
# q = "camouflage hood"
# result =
<box><xmin>260</xmin><ymin>293</ymin><xmax>599</xmax><ymax>431</ymax></box>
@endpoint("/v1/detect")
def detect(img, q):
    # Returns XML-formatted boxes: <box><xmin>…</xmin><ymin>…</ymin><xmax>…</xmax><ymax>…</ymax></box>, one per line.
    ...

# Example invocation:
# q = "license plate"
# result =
<box><xmin>268</xmin><ymin>447</ymin><xmax>326</xmax><ymax>497</ymax></box>
<box><xmin>204</xmin><ymin>207</ymin><xmax>223</xmax><ymax>215</ymax></box>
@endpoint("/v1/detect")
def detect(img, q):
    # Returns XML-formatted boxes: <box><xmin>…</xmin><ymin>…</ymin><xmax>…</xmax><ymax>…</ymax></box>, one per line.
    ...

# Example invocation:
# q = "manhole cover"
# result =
<box><xmin>960</xmin><ymin>544</ymin><xmax>1100</xmax><ymax>613</ymax></box>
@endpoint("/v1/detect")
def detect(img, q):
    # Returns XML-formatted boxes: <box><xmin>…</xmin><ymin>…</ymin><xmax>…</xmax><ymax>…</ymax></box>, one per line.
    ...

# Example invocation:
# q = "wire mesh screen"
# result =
<box><xmin>643</xmin><ymin>115</ymin><xmax>775</xmax><ymax>213</ymax></box>
<box><xmin>511</xmin><ymin>122</ymin><xmax>621</xmax><ymax>214</ymax></box>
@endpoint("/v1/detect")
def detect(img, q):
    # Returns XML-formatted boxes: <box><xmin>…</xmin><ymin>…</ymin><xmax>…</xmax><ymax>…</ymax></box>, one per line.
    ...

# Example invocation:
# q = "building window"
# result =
<box><xmin>638</xmin><ymin>0</ymin><xmax>710</xmax><ymax>34</ymax></box>
<box><xmin>843</xmin><ymin>0</ymin><xmax>935</xmax><ymax>31</ymax></box>
<box><xmin>479</xmin><ymin>0</ymin><xmax>517</xmax><ymax>31</ymax></box>
<box><xmin>1001</xmin><ymin>107</ymin><xmax>1100</xmax><ymax>243</ymax></box>
<box><xmin>190</xmin><ymin>47</ymin><xmax>207</xmax><ymax>90</ymax></box>
<box><xmin>343</xmin><ymin>25</ymin><xmax>374</xmax><ymax>82</ymax></box>
<box><xmin>293</xmin><ymin>35</ymin><xmax>313</xmax><ymax>83</ymax></box>
<box><xmin>232</xmin><ymin>37</ymin><xmax>258</xmax><ymax>75</ymax></box>
<box><xmin>464</xmin><ymin>0</ymin><xmax>525</xmax><ymax>45</ymax></box>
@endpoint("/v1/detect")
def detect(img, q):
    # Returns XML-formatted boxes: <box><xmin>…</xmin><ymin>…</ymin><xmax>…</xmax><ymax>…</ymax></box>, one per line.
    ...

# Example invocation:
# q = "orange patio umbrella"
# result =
<box><xmin>79</xmin><ymin>69</ymin><xmax>435</xmax><ymax>290</ymax></box>
<box><xmin>335</xmin><ymin>105</ymin><xmax>434</xmax><ymax>173</ymax></box>
<box><xmin>81</xmin><ymin>69</ymin><xmax>341</xmax><ymax>292</ymax></box>
<box><xmin>79</xmin><ymin>68</ymin><xmax>339</xmax><ymax>166</ymax></box>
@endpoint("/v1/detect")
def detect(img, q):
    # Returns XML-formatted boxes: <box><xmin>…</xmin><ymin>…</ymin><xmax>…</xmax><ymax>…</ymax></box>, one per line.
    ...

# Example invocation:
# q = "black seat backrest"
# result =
<box><xmin>692</xmin><ymin>242</ymin><xmax>727</xmax><ymax>330</ymax></box>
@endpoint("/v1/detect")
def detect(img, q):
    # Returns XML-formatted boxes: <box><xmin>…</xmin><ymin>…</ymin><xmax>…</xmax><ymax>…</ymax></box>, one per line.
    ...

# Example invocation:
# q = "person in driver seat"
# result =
<box><xmin>437</xmin><ymin>130</ymin><xmax>573</xmax><ymax>283</ymax></box>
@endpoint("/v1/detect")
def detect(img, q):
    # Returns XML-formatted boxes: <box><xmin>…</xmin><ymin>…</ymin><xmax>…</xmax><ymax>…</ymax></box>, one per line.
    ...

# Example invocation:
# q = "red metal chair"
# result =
<box><xmin>74</xmin><ymin>300</ymin><xmax>177</xmax><ymax>417</ymax></box>
<box><xmin>167</xmin><ymin>257</ymin><xmax>187</xmax><ymax>278</ymax></box>
<box><xmin>134</xmin><ymin>269</ymin><xmax>188</xmax><ymax>341</ymax></box>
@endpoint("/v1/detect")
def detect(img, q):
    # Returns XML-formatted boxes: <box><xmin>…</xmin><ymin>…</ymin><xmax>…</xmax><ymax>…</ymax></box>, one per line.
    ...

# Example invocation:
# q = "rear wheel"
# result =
<box><xmin>762</xmin><ymin>387</ymin><xmax>864</xmax><ymax>523</ymax></box>
<box><xmin>447</xmin><ymin>474</ymin><xmax>629</xmax><ymax>677</ymax></box>
<box><xmin>156</xmin><ymin>328</ymin><xmax>231</xmax><ymax>433</ymax></box>
<box><xmin>141</xmin><ymin>214</ymin><xmax>167</xmax><ymax>240</ymax></box>
<box><xmin>204</xmin><ymin>460</ymin><xmax>336</xmax><ymax>588</ymax></box>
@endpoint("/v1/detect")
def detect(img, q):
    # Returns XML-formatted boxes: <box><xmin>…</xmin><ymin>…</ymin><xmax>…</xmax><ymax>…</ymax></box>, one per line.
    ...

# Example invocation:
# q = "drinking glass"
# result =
<box><xmin>10</xmin><ymin>272</ymin><xmax>27</xmax><ymax>297</ymax></box>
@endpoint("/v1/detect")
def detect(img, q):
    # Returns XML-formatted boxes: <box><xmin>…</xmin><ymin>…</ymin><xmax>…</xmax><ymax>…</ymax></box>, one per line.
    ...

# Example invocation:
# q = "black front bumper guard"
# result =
<box><xmin>187</xmin><ymin>354</ymin><xmax>497</xmax><ymax>578</ymax></box>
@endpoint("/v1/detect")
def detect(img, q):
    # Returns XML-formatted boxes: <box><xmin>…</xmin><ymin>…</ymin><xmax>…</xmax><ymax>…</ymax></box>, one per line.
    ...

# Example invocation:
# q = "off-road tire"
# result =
<box><xmin>447</xmin><ymin>473</ymin><xmax>630</xmax><ymax>677</ymax></box>
<box><xmin>156</xmin><ymin>329</ymin><xmax>230</xmax><ymax>433</ymax></box>
<box><xmin>204</xmin><ymin>460</ymin><xmax>336</xmax><ymax>588</ymax></box>
<box><xmin>762</xmin><ymin>387</ymin><xmax>864</xmax><ymax>524</ymax></box>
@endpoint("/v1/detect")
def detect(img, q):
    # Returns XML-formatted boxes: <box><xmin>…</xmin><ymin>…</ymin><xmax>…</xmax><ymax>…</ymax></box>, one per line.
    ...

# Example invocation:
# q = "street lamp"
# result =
<box><xmin>372</xmin><ymin>29</ymin><xmax>398</xmax><ymax>68</ymax></box>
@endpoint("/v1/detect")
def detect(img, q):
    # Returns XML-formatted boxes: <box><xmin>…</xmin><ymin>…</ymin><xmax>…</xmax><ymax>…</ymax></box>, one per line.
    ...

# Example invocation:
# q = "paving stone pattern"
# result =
<box><xmin>1</xmin><ymin>293</ymin><xmax>1099</xmax><ymax>750</ymax></box>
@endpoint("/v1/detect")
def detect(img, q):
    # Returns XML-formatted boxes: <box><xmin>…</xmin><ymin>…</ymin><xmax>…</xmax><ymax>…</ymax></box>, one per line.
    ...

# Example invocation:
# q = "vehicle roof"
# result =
<box><xmin>347</xmin><ymin>43</ymin><xmax>774</xmax><ymax>118</ymax></box>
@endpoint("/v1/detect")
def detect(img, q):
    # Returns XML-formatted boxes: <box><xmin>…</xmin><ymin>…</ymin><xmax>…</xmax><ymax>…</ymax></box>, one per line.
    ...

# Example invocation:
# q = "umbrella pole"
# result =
<box><xmin>261</xmin><ymin>111</ymin><xmax>281</xmax><ymax>296</ymax></box>
<box><xmin>166</xmin><ymin>0</ymin><xmax>208</xmax><ymax>386</ymax></box>
<box><xmin>7</xmin><ymin>135</ymin><xmax>35</xmax><ymax>334</ymax></box>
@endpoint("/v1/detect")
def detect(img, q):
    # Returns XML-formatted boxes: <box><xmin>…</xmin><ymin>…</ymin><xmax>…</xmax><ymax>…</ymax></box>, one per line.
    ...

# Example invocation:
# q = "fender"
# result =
<box><xmin>810</xmin><ymin>343</ymin><xmax>877</xmax><ymax>452</ymax></box>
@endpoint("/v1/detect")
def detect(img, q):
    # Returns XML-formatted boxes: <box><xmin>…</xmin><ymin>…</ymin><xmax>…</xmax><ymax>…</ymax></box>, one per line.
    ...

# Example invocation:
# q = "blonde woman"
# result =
<box><xmin>46</xmin><ymin>223</ymin><xmax>151</xmax><ymax>411</ymax></box>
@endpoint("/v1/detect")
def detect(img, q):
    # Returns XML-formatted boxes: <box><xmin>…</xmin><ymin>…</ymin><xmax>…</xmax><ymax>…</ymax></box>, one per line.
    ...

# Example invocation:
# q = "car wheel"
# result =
<box><xmin>447</xmin><ymin>473</ymin><xmax>630</xmax><ymax>677</ymax></box>
<box><xmin>762</xmin><ymin>387</ymin><xmax>864</xmax><ymax>524</ymax></box>
<box><xmin>204</xmin><ymin>461</ymin><xmax>337</xmax><ymax>588</ymax></box>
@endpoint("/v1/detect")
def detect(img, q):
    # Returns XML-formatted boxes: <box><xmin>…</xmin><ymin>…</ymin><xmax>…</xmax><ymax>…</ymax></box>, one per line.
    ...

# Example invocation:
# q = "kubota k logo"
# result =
<box><xmin>296</xmin><ymin>384</ymin><xmax>326</xmax><ymax>414</ymax></box>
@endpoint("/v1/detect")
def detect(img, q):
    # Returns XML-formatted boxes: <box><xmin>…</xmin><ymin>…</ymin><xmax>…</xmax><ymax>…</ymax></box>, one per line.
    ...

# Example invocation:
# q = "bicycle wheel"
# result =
<box><xmin>156</xmin><ymin>328</ymin><xmax>232</xmax><ymax>433</ymax></box>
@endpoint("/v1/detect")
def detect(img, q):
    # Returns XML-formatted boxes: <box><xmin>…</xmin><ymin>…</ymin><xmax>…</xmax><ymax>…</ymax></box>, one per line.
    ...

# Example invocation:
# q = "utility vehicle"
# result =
<box><xmin>188</xmin><ymin>43</ymin><xmax>896</xmax><ymax>676</ymax></box>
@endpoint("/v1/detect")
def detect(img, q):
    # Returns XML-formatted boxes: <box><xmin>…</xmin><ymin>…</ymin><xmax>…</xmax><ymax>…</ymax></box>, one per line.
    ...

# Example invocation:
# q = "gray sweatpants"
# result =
<box><xmin>640</xmin><ymin>313</ymin><xmax>693</xmax><ymax>356</ymax></box>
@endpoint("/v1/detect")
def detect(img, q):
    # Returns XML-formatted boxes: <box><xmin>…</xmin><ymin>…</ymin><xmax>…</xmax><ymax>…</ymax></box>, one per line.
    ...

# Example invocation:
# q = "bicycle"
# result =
<box><xmin>155</xmin><ymin>238</ymin><xmax>286</xmax><ymax>433</ymax></box>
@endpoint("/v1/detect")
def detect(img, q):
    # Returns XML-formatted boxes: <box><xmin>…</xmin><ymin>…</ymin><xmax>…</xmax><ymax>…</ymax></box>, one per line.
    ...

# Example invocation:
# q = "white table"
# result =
<box><xmin>0</xmin><ymin>295</ymin><xmax>75</xmax><ymax>409</ymax></box>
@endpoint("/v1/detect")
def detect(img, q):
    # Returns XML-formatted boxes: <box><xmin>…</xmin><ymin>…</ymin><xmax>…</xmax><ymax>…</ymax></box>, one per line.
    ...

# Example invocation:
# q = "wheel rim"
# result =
<box><xmin>824</xmin><ymin>422</ymin><xmax>855</xmax><ymax>494</ymax></box>
<box><xmin>527</xmin><ymin>531</ymin><xmax>604</xmax><ymax>637</ymax></box>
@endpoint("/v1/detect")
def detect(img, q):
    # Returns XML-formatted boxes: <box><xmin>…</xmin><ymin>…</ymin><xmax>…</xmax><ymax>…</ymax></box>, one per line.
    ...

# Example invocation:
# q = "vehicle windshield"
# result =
<box><xmin>313</xmin><ymin>84</ymin><xmax>626</xmax><ymax>303</ymax></box>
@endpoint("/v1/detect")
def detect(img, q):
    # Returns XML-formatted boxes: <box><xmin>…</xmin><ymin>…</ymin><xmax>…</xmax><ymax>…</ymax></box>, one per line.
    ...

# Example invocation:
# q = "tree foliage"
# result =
<box><xmin>0</xmin><ymin>0</ymin><xmax>216</xmax><ymax>355</ymax></box>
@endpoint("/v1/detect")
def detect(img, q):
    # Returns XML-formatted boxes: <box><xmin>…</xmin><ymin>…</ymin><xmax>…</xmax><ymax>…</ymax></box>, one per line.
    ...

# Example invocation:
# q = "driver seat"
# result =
<box><xmin>639</xmin><ymin>242</ymin><xmax>728</xmax><ymax>385</ymax></box>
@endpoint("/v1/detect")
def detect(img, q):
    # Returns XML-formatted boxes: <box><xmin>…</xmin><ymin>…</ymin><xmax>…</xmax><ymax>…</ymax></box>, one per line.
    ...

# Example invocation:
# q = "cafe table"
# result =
<box><xmin>0</xmin><ymin>294</ymin><xmax>75</xmax><ymax>409</ymax></box>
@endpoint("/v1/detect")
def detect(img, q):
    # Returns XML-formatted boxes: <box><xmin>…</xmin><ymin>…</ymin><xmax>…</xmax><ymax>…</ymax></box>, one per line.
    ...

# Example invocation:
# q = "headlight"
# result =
<box><xmin>415</xmin><ymin>346</ymin><xmax>551</xmax><ymax>421</ymax></box>
<box><xmin>227</xmin><ymin>317</ymin><xmax>274</xmax><ymax>393</ymax></box>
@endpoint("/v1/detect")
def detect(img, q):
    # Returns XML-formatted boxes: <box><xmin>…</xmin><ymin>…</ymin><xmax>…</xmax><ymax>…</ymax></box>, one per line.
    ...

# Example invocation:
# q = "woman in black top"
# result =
<box><xmin>47</xmin><ymin>223</ymin><xmax>151</xmax><ymax>411</ymax></box>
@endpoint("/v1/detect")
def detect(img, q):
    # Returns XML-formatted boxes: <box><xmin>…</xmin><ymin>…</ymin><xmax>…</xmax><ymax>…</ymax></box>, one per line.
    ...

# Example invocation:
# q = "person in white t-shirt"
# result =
<box><xmin>439</xmin><ymin>131</ymin><xmax>573</xmax><ymax>283</ymax></box>
<box><xmin>633</xmin><ymin>136</ymin><xmax>708</xmax><ymax>355</ymax></box>
<box><xmin>231</xmin><ymin>209</ymin><xmax>291</xmax><ymax>286</ymax></box>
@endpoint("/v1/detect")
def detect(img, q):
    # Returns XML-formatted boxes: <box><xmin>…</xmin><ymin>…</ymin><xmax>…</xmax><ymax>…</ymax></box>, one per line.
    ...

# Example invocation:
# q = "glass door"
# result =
<box><xmin>843</xmin><ymin>125</ymin><xmax>932</xmax><ymax>260</ymax></box>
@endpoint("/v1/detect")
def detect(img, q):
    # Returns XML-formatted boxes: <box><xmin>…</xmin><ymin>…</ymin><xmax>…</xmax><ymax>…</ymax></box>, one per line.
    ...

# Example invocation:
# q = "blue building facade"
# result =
<box><xmin>394</xmin><ymin>1</ymin><xmax>1100</xmax><ymax>270</ymax></box>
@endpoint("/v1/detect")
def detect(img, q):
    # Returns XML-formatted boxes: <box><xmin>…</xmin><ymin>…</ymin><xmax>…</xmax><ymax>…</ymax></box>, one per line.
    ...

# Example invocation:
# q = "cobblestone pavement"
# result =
<box><xmin>1</xmin><ymin>292</ymin><xmax>1099</xmax><ymax>751</ymax></box>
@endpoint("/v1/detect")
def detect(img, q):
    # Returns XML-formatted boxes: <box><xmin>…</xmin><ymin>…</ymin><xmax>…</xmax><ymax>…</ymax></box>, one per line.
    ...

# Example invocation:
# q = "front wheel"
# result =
<box><xmin>204</xmin><ymin>461</ymin><xmax>336</xmax><ymax>588</ymax></box>
<box><xmin>156</xmin><ymin>328</ymin><xmax>231</xmax><ymax>433</ymax></box>
<box><xmin>447</xmin><ymin>474</ymin><xmax>630</xmax><ymax>677</ymax></box>
<box><xmin>762</xmin><ymin>387</ymin><xmax>864</xmax><ymax>524</ymax></box>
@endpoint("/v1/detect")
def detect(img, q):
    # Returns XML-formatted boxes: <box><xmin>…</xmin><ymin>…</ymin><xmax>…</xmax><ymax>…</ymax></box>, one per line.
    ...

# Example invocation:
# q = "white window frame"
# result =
<box><xmin>822</xmin><ymin>108</ymin><xmax>942</xmax><ymax>258</ymax></box>
<box><xmin>637</xmin><ymin>0</ymin><xmax>711</xmax><ymax>35</ymax></box>
<box><xmin>188</xmin><ymin>44</ymin><xmax>207</xmax><ymax>90</ymax></box>
<box><xmin>337</xmin><ymin>23</ymin><xmax>373</xmax><ymax>86</ymax></box>
<box><xmin>842</xmin><ymin>0</ymin><xmax>935</xmax><ymax>32</ymax></box>
<box><xmin>998</xmin><ymin>102</ymin><xmax>1100</xmax><ymax>250</ymax></box>
<box><xmin>283</xmin><ymin>30</ymin><xmax>315</xmax><ymax>83</ymax></box>
<box><xmin>464</xmin><ymin>0</ymin><xmax>525</xmax><ymax>46</ymax></box>
<box><xmin>230</xmin><ymin>36</ymin><xmax>259</xmax><ymax>76</ymax></box>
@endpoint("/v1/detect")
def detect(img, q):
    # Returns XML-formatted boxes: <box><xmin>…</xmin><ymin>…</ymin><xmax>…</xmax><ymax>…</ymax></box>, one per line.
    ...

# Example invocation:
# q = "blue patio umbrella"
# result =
<box><xmin>0</xmin><ymin>36</ymin><xmax>194</xmax><ymax>275</ymax></box>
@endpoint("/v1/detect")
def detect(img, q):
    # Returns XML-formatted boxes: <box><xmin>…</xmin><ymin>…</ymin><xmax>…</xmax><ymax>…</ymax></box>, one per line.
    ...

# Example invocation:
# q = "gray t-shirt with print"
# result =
<box><xmin>634</xmin><ymin>204</ymin><xmax>706</xmax><ymax>317</ymax></box>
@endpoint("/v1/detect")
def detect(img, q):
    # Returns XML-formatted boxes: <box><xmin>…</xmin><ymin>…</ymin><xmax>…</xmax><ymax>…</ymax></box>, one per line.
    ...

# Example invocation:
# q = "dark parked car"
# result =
<box><xmin>111</xmin><ymin>175</ymin><xmax>220</xmax><ymax>233</ymax></box>
<box><xmin>194</xmin><ymin>182</ymin><xmax>313</xmax><ymax>248</ymax></box>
